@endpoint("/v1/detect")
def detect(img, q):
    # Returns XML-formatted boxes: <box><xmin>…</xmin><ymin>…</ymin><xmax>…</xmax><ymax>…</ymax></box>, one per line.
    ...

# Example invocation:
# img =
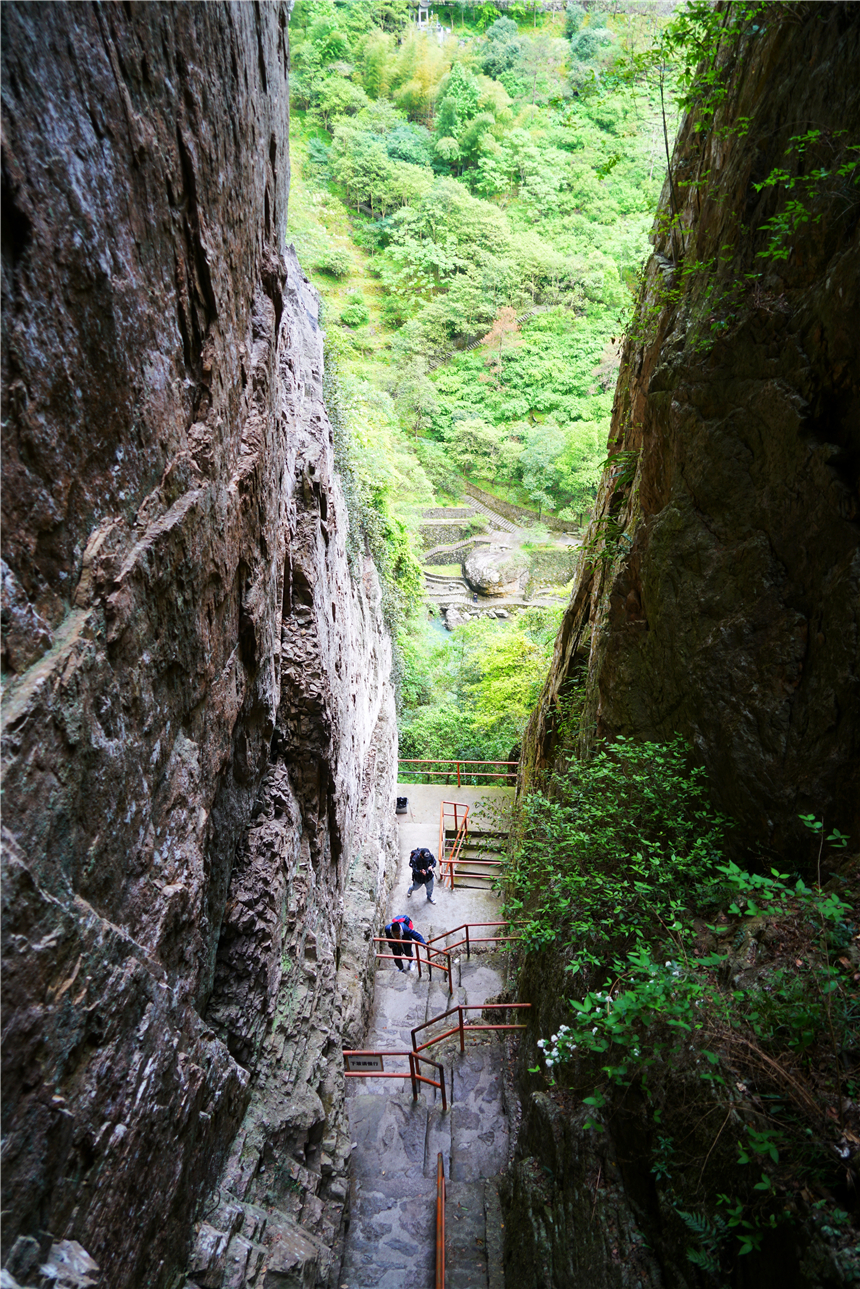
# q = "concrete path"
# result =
<box><xmin>338</xmin><ymin>786</ymin><xmax>513</xmax><ymax>1289</ymax></box>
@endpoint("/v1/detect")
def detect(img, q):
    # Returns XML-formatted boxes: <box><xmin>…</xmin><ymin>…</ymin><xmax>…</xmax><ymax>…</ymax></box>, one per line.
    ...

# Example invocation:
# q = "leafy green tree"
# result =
<box><xmin>358</xmin><ymin>29</ymin><xmax>396</xmax><ymax>99</ymax></box>
<box><xmin>392</xmin><ymin>360</ymin><xmax>440</xmax><ymax>434</ymax></box>
<box><xmin>386</xmin><ymin>122</ymin><xmax>434</xmax><ymax>166</ymax></box>
<box><xmin>440</xmin><ymin>417</ymin><xmax>505</xmax><ymax>478</ymax></box>
<box><xmin>480</xmin><ymin>17</ymin><xmax>522</xmax><ymax>81</ymax></box>
<box><xmin>564</xmin><ymin>1</ymin><xmax>585</xmax><ymax>39</ymax></box>
<box><xmin>435</xmin><ymin>63</ymin><xmax>484</xmax><ymax>146</ymax></box>
<box><xmin>340</xmin><ymin>292</ymin><xmax>370</xmax><ymax>326</ymax></box>
<box><xmin>315</xmin><ymin>76</ymin><xmax>371</xmax><ymax>130</ymax></box>
<box><xmin>520</xmin><ymin>421</ymin><xmax>566</xmax><ymax>516</ymax></box>
<box><xmin>390</xmin><ymin>28</ymin><xmax>453</xmax><ymax>122</ymax></box>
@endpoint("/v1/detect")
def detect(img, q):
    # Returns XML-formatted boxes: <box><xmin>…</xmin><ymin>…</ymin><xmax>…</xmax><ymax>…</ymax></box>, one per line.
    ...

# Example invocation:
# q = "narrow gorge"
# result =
<box><xmin>2</xmin><ymin>4</ymin><xmax>858</xmax><ymax>1289</ymax></box>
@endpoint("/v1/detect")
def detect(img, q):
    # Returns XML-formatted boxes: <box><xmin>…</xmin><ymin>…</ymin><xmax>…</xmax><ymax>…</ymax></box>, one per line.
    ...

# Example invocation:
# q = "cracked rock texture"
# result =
<box><xmin>521</xmin><ymin>4</ymin><xmax>860</xmax><ymax>862</ymax></box>
<box><xmin>1</xmin><ymin>5</ymin><xmax>396</xmax><ymax>1289</ymax></box>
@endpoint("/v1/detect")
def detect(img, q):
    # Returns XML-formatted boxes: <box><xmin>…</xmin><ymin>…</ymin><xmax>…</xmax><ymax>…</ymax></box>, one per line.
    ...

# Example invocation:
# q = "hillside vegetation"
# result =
<box><xmin>287</xmin><ymin>0</ymin><xmax>674</xmax><ymax>761</ymax></box>
<box><xmin>289</xmin><ymin>0</ymin><xmax>669</xmax><ymax>520</ymax></box>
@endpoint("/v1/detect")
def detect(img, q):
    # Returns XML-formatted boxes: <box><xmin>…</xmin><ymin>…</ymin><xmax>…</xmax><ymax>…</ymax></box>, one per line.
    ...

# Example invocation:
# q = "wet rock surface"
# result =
<box><xmin>1</xmin><ymin>5</ymin><xmax>396</xmax><ymax>1288</ymax></box>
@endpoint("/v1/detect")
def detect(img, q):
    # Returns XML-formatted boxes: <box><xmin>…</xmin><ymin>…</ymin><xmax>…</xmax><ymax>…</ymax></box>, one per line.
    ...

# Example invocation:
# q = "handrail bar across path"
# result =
<box><xmin>399</xmin><ymin>757</ymin><xmax>518</xmax><ymax>786</ymax></box>
<box><xmin>342</xmin><ymin>1049</ymin><xmax>448</xmax><ymax>1111</ymax></box>
<box><xmin>427</xmin><ymin>921</ymin><xmax>520</xmax><ymax>960</ymax></box>
<box><xmin>412</xmin><ymin>1002</ymin><xmax>531</xmax><ymax>1055</ymax></box>
<box><xmin>372</xmin><ymin>936</ymin><xmax>454</xmax><ymax>996</ymax></box>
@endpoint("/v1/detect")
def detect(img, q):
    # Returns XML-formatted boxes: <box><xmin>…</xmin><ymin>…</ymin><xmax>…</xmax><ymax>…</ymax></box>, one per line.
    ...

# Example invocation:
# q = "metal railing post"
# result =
<box><xmin>459</xmin><ymin>1007</ymin><xmax>465</xmax><ymax>1054</ymax></box>
<box><xmin>466</xmin><ymin>926</ymin><xmax>470</xmax><ymax>960</ymax></box>
<box><xmin>409</xmin><ymin>1052</ymin><xmax>418</xmax><ymax>1101</ymax></box>
<box><xmin>436</xmin><ymin>1153</ymin><xmax>446</xmax><ymax>1289</ymax></box>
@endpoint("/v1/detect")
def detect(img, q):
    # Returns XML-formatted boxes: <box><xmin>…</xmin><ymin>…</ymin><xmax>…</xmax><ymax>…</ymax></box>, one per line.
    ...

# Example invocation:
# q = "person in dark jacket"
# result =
<box><xmin>407</xmin><ymin>847</ymin><xmax>437</xmax><ymax>904</ymax></box>
<box><xmin>384</xmin><ymin>915</ymin><xmax>427</xmax><ymax>972</ymax></box>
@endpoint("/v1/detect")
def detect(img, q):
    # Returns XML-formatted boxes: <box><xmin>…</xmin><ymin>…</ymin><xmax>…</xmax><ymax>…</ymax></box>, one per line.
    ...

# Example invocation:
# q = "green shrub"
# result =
<box><xmin>340</xmin><ymin>292</ymin><xmax>370</xmax><ymax>326</ymax></box>
<box><xmin>509</xmin><ymin>736</ymin><xmax>726</xmax><ymax>956</ymax></box>
<box><xmin>313</xmin><ymin>246</ymin><xmax>352</xmax><ymax>277</ymax></box>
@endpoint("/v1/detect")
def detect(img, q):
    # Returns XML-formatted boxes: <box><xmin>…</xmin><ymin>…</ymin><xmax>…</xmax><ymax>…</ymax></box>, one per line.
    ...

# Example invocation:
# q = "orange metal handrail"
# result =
<box><xmin>343</xmin><ymin>1049</ymin><xmax>448</xmax><ymax>1111</ymax></box>
<box><xmin>439</xmin><ymin>801</ymin><xmax>470</xmax><ymax>889</ymax></box>
<box><xmin>436</xmin><ymin>1152</ymin><xmax>446</xmax><ymax>1289</ymax></box>
<box><xmin>411</xmin><ymin>1002</ymin><xmax>531</xmax><ymax>1056</ymax></box>
<box><xmin>373</xmin><ymin>936</ymin><xmax>454</xmax><ymax>996</ymax></box>
<box><xmin>427</xmin><ymin>921</ymin><xmax>521</xmax><ymax>960</ymax></box>
<box><xmin>399</xmin><ymin>757</ymin><xmax>518</xmax><ymax>787</ymax></box>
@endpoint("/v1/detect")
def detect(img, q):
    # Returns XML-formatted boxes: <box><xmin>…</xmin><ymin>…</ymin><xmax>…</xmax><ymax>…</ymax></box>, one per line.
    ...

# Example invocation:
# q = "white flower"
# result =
<box><xmin>592</xmin><ymin>1027</ymin><xmax>598</xmax><ymax>1034</ymax></box>
<box><xmin>551</xmin><ymin>1034</ymin><xmax>558</xmax><ymax>1042</ymax></box>
<box><xmin>537</xmin><ymin>1039</ymin><xmax>546</xmax><ymax>1048</ymax></box>
<box><xmin>545</xmin><ymin>1058</ymin><xmax>554</xmax><ymax>1068</ymax></box>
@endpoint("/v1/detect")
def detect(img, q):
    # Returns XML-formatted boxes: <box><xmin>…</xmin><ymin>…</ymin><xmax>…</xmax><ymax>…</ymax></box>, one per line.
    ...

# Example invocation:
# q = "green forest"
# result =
<box><xmin>287</xmin><ymin>0</ymin><xmax>676</xmax><ymax>764</ymax></box>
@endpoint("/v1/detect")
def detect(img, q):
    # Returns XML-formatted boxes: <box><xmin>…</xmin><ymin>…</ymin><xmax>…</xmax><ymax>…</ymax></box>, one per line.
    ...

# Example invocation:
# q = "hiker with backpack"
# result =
<box><xmin>383</xmin><ymin>915</ymin><xmax>427</xmax><ymax>972</ymax></box>
<box><xmin>407</xmin><ymin>847</ymin><xmax>437</xmax><ymax>904</ymax></box>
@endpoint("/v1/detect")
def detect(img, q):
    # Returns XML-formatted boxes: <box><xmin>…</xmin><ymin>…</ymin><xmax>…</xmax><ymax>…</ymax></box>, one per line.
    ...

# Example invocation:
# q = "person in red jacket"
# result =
<box><xmin>383</xmin><ymin>915</ymin><xmax>427</xmax><ymax>972</ymax></box>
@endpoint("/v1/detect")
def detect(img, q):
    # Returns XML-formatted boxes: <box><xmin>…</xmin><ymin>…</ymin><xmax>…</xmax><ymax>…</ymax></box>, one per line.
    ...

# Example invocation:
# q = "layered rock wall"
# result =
<box><xmin>1</xmin><ymin>5</ymin><xmax>396</xmax><ymax>1288</ymax></box>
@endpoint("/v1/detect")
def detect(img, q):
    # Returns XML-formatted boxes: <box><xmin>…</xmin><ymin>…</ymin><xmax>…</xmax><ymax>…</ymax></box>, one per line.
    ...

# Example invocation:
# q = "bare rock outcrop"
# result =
<box><xmin>1</xmin><ymin>6</ymin><xmax>396</xmax><ymax>1289</ymax></box>
<box><xmin>464</xmin><ymin>545</ymin><xmax>529</xmax><ymax>596</ymax></box>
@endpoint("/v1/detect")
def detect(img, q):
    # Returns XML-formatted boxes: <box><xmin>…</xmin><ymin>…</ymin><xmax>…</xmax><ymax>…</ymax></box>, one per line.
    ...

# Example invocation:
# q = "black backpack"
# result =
<box><xmin>410</xmin><ymin>848</ymin><xmax>434</xmax><ymax>880</ymax></box>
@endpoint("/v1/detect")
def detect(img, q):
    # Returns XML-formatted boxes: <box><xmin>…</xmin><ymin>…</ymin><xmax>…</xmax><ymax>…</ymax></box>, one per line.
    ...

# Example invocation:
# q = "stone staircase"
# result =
<box><xmin>423</xmin><ymin>535</ymin><xmax>492</xmax><ymax>563</ymax></box>
<box><xmin>445</xmin><ymin>828</ymin><xmax>508</xmax><ymax>890</ymax></box>
<box><xmin>463</xmin><ymin>497</ymin><xmax>518</xmax><ymax>536</ymax></box>
<box><xmin>340</xmin><ymin>956</ymin><xmax>509</xmax><ymax>1289</ymax></box>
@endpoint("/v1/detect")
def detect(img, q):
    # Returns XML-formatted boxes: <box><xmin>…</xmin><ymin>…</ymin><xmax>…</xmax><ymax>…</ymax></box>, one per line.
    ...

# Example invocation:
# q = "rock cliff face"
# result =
<box><xmin>1</xmin><ymin>6</ymin><xmax>396</xmax><ymax>1288</ymax></box>
<box><xmin>507</xmin><ymin>7</ymin><xmax>860</xmax><ymax>1288</ymax></box>
<box><xmin>522</xmin><ymin>4</ymin><xmax>860</xmax><ymax>861</ymax></box>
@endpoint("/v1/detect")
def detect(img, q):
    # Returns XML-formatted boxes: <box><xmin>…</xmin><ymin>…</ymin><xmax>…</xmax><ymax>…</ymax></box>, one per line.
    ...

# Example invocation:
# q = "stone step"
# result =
<box><xmin>339</xmin><ymin>1094</ymin><xmax>438</xmax><ymax>1289</ymax></box>
<box><xmin>446</xmin><ymin>1179</ymin><xmax>489</xmax><ymax>1289</ymax></box>
<box><xmin>450</xmin><ymin>1046</ymin><xmax>509</xmax><ymax>1182</ymax></box>
<box><xmin>462</xmin><ymin>497</ymin><xmax>518</xmax><ymax>535</ymax></box>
